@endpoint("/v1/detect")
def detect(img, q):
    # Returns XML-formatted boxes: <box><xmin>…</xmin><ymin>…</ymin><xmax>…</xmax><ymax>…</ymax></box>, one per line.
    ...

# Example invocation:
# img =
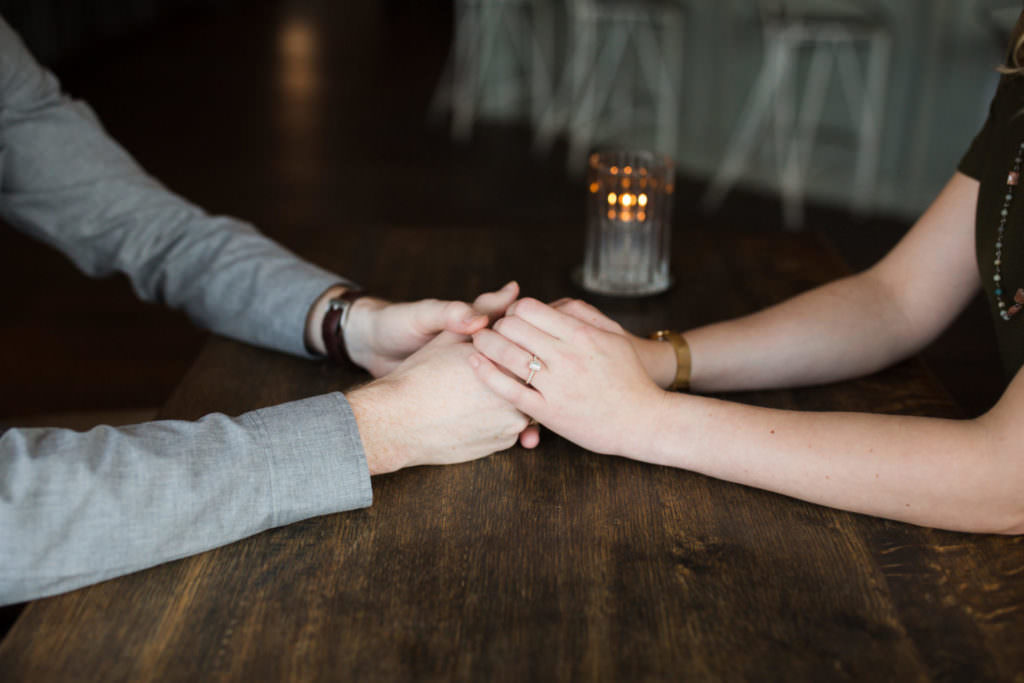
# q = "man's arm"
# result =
<box><xmin>0</xmin><ymin>393</ymin><xmax>371</xmax><ymax>605</ymax></box>
<box><xmin>0</xmin><ymin>19</ymin><xmax>523</xmax><ymax>372</ymax></box>
<box><xmin>0</xmin><ymin>17</ymin><xmax>345</xmax><ymax>358</ymax></box>
<box><xmin>1</xmin><ymin>336</ymin><xmax>530</xmax><ymax>606</ymax></box>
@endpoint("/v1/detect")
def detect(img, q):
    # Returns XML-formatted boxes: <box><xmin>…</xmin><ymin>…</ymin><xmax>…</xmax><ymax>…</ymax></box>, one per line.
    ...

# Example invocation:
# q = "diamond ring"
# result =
<box><xmin>525</xmin><ymin>355</ymin><xmax>543</xmax><ymax>386</ymax></box>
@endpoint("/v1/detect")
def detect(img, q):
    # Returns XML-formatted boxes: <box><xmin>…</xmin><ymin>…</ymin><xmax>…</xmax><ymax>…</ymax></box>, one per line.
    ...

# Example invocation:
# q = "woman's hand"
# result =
<box><xmin>468</xmin><ymin>297</ymin><xmax>668</xmax><ymax>458</ymax></box>
<box><xmin>546</xmin><ymin>298</ymin><xmax>678</xmax><ymax>389</ymax></box>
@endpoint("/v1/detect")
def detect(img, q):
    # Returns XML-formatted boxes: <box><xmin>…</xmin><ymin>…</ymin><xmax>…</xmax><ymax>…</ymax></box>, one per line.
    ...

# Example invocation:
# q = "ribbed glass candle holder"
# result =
<box><xmin>583</xmin><ymin>150</ymin><xmax>674</xmax><ymax>296</ymax></box>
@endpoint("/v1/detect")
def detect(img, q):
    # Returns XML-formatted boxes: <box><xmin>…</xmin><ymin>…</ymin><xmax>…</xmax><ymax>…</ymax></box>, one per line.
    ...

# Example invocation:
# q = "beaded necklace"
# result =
<box><xmin>994</xmin><ymin>141</ymin><xmax>1024</xmax><ymax>320</ymax></box>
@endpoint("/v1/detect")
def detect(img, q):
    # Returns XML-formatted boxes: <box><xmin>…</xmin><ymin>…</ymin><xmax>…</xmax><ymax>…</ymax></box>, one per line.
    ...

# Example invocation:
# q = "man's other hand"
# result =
<box><xmin>344</xmin><ymin>281</ymin><xmax>520</xmax><ymax>377</ymax></box>
<box><xmin>347</xmin><ymin>337</ymin><xmax>530</xmax><ymax>474</ymax></box>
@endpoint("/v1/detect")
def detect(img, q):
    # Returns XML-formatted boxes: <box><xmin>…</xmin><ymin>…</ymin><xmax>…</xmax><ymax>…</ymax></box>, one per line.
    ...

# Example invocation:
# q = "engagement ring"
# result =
<box><xmin>525</xmin><ymin>355</ymin><xmax>542</xmax><ymax>386</ymax></box>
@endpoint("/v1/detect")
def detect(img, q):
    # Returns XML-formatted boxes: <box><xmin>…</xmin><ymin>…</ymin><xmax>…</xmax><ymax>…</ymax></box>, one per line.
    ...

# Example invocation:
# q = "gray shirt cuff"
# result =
<box><xmin>243</xmin><ymin>392</ymin><xmax>373</xmax><ymax>524</ymax></box>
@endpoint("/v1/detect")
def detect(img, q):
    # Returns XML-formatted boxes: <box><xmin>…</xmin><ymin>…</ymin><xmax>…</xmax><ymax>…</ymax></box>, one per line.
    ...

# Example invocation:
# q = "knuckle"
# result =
<box><xmin>503</xmin><ymin>417</ymin><xmax>528</xmax><ymax>440</ymax></box>
<box><xmin>446</xmin><ymin>300</ymin><xmax>469</xmax><ymax>315</ymax></box>
<box><xmin>569</xmin><ymin>323</ymin><xmax>593</xmax><ymax>344</ymax></box>
<box><xmin>512</xmin><ymin>413</ymin><xmax>530</xmax><ymax>432</ymax></box>
<box><xmin>517</xmin><ymin>297</ymin><xmax>542</xmax><ymax>314</ymax></box>
<box><xmin>497</xmin><ymin>316</ymin><xmax>522</xmax><ymax>335</ymax></box>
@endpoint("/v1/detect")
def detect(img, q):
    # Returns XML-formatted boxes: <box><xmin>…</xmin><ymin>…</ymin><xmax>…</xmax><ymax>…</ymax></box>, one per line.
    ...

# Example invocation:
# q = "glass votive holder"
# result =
<box><xmin>582</xmin><ymin>149</ymin><xmax>674</xmax><ymax>297</ymax></box>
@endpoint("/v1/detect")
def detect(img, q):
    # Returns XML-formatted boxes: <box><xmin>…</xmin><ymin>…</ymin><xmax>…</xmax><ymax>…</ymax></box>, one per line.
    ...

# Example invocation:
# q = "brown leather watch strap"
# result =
<box><xmin>322</xmin><ymin>289</ymin><xmax>366</xmax><ymax>366</ymax></box>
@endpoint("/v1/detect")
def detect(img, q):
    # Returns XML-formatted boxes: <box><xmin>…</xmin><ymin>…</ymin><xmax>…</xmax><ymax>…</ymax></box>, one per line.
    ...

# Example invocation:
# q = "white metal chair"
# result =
<box><xmin>703</xmin><ymin>1</ymin><xmax>891</xmax><ymax>229</ymax></box>
<box><xmin>533</xmin><ymin>0</ymin><xmax>685</xmax><ymax>174</ymax></box>
<box><xmin>430</xmin><ymin>0</ymin><xmax>556</xmax><ymax>142</ymax></box>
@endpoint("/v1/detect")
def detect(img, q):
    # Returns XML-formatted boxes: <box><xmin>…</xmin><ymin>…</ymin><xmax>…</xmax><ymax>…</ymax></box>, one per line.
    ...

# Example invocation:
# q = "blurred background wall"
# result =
<box><xmin>431</xmin><ymin>0</ymin><xmax>1017</xmax><ymax>221</ymax></box>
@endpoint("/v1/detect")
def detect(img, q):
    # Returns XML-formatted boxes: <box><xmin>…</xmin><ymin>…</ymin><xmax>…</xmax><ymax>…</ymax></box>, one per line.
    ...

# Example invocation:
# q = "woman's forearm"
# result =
<box><xmin>677</xmin><ymin>173</ymin><xmax>982</xmax><ymax>394</ymax></box>
<box><xmin>638</xmin><ymin>392</ymin><xmax>1020</xmax><ymax>534</ymax></box>
<box><xmin>471</xmin><ymin>292</ymin><xmax>1023</xmax><ymax>534</ymax></box>
<box><xmin>683</xmin><ymin>270</ymin><xmax>919</xmax><ymax>392</ymax></box>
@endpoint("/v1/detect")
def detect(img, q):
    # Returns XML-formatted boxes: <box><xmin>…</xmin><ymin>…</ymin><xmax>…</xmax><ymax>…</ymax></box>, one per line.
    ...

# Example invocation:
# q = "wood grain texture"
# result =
<box><xmin>2</xmin><ymin>227</ymin><xmax>1022</xmax><ymax>682</ymax></box>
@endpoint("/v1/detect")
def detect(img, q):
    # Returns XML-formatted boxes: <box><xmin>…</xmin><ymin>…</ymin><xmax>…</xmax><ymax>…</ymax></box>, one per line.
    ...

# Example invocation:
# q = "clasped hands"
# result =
<box><xmin>343</xmin><ymin>283</ymin><xmax>681</xmax><ymax>475</ymax></box>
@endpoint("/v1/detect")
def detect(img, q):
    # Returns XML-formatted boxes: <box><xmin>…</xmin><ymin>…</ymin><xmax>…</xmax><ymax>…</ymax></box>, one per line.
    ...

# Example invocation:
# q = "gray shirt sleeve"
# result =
<box><xmin>0</xmin><ymin>17</ymin><xmax>350</xmax><ymax>358</ymax></box>
<box><xmin>0</xmin><ymin>19</ymin><xmax>375</xmax><ymax>605</ymax></box>
<box><xmin>0</xmin><ymin>393</ymin><xmax>373</xmax><ymax>605</ymax></box>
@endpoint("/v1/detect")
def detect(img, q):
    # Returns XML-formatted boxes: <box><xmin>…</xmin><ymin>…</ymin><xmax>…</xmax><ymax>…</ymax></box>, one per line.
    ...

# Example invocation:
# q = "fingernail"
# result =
<box><xmin>463</xmin><ymin>312</ymin><xmax>484</xmax><ymax>324</ymax></box>
<box><xmin>503</xmin><ymin>280</ymin><xmax>517</xmax><ymax>291</ymax></box>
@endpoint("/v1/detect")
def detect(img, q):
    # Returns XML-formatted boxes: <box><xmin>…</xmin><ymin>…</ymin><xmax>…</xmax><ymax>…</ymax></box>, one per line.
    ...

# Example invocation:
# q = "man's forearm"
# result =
<box><xmin>0</xmin><ymin>393</ymin><xmax>371</xmax><ymax>606</ymax></box>
<box><xmin>0</xmin><ymin>18</ymin><xmax>349</xmax><ymax>358</ymax></box>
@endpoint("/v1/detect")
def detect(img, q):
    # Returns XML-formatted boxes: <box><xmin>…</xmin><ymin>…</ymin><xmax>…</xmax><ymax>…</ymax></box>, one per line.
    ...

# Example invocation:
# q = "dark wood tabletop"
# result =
<box><xmin>2</xmin><ymin>224</ymin><xmax>1023</xmax><ymax>681</ymax></box>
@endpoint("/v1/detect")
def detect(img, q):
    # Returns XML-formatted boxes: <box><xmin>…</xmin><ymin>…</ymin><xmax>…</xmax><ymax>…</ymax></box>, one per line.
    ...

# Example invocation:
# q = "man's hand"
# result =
<box><xmin>337</xmin><ymin>281</ymin><xmax>521</xmax><ymax>377</ymax></box>
<box><xmin>347</xmin><ymin>336</ymin><xmax>530</xmax><ymax>474</ymax></box>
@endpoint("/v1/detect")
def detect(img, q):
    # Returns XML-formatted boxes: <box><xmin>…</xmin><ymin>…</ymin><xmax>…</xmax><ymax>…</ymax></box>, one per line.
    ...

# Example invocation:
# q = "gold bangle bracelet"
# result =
<box><xmin>649</xmin><ymin>330</ymin><xmax>691</xmax><ymax>391</ymax></box>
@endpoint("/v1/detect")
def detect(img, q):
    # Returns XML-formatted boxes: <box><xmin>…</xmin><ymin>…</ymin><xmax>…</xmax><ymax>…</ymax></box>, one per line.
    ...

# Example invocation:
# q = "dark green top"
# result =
<box><xmin>959</xmin><ymin>72</ymin><xmax>1024</xmax><ymax>380</ymax></box>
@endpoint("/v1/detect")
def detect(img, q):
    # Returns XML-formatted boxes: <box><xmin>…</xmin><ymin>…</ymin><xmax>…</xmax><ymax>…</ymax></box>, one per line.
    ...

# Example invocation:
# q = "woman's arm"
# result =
<box><xmin>587</xmin><ymin>172</ymin><xmax>983</xmax><ymax>391</ymax></box>
<box><xmin>469</xmin><ymin>300</ymin><xmax>1024</xmax><ymax>534</ymax></box>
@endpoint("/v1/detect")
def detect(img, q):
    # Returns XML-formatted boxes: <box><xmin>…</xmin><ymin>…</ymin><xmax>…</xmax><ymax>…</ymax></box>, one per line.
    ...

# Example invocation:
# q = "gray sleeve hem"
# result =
<box><xmin>247</xmin><ymin>392</ymin><xmax>373</xmax><ymax>525</ymax></box>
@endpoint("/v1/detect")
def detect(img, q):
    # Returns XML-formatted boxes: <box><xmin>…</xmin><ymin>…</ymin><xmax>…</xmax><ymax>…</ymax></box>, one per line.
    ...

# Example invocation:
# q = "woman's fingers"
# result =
<box><xmin>506</xmin><ymin>297</ymin><xmax>588</xmax><ymax>341</ymax></box>
<box><xmin>472</xmin><ymin>328</ymin><xmax>549</xmax><ymax>388</ymax></box>
<box><xmin>490</xmin><ymin>315</ymin><xmax>560</xmax><ymax>365</ymax></box>
<box><xmin>550</xmin><ymin>298</ymin><xmax>624</xmax><ymax>334</ymax></box>
<box><xmin>468</xmin><ymin>353</ymin><xmax>546</xmax><ymax>417</ymax></box>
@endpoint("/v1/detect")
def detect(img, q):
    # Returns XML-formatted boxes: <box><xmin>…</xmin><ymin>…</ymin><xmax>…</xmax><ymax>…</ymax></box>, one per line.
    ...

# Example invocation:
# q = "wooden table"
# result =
<box><xmin>2</xmin><ymin>225</ymin><xmax>1023</xmax><ymax>681</ymax></box>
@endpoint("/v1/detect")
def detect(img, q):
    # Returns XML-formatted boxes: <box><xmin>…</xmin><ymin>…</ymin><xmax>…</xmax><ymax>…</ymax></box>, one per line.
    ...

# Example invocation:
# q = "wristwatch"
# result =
<box><xmin>649</xmin><ymin>330</ymin><xmax>691</xmax><ymax>391</ymax></box>
<box><xmin>321</xmin><ymin>288</ymin><xmax>366</xmax><ymax>366</ymax></box>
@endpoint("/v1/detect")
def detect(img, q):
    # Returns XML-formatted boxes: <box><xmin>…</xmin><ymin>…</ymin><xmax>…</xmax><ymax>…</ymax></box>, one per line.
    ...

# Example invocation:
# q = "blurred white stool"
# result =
<box><xmin>703</xmin><ymin>2</ymin><xmax>891</xmax><ymax>229</ymax></box>
<box><xmin>430</xmin><ymin>0</ymin><xmax>556</xmax><ymax>142</ymax></box>
<box><xmin>534</xmin><ymin>0</ymin><xmax>685</xmax><ymax>174</ymax></box>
